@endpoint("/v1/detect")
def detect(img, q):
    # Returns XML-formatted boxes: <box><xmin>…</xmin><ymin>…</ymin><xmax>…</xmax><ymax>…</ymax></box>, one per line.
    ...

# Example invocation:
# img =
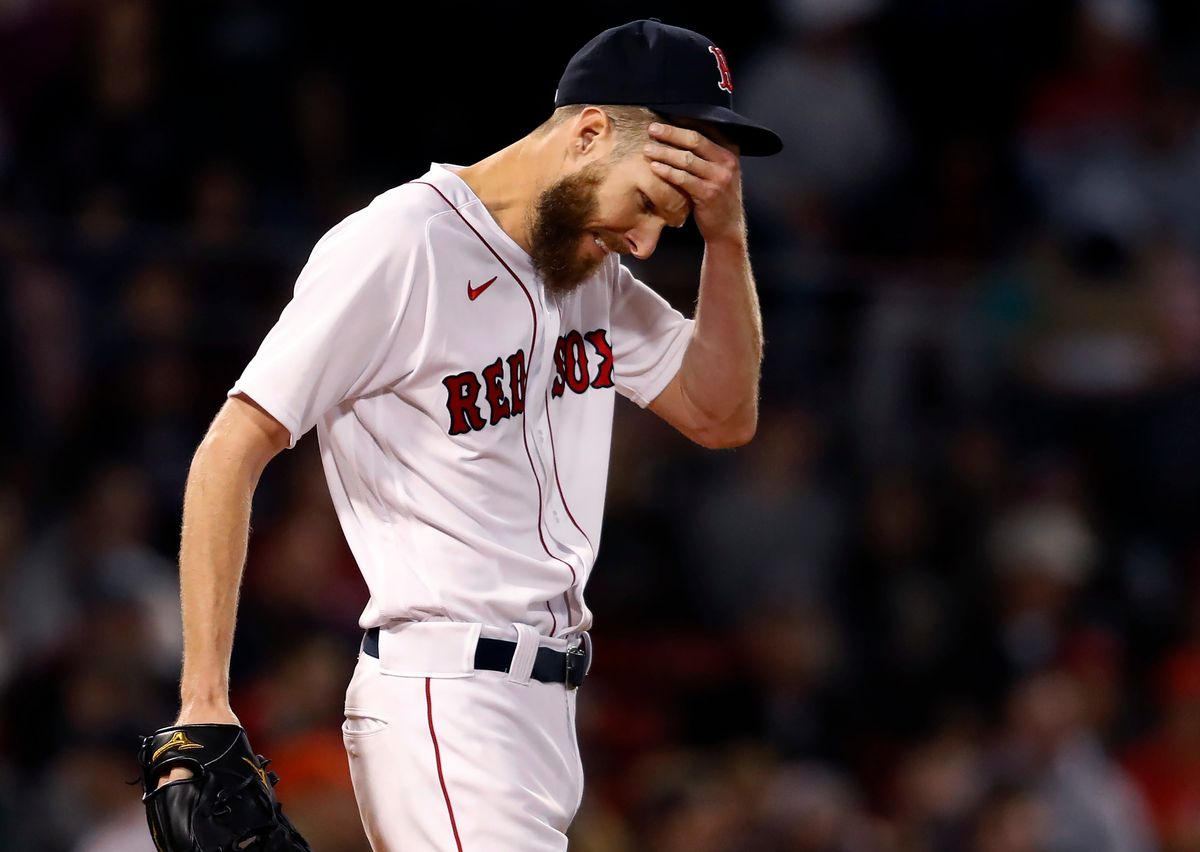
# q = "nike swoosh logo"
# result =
<box><xmin>467</xmin><ymin>276</ymin><xmax>498</xmax><ymax>301</ymax></box>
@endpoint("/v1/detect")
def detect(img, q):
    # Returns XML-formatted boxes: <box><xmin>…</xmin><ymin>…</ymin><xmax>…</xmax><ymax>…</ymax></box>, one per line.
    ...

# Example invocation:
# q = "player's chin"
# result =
<box><xmin>570</xmin><ymin>234</ymin><xmax>608</xmax><ymax>277</ymax></box>
<box><xmin>587</xmin><ymin>230</ymin><xmax>624</xmax><ymax>262</ymax></box>
<box><xmin>543</xmin><ymin>252</ymin><xmax>603</xmax><ymax>296</ymax></box>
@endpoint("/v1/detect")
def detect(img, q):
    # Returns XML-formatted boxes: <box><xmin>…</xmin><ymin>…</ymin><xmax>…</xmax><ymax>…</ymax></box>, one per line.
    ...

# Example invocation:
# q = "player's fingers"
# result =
<box><xmin>652</xmin><ymin>160</ymin><xmax>738</xmax><ymax>209</ymax></box>
<box><xmin>155</xmin><ymin>765</ymin><xmax>195</xmax><ymax>790</ymax></box>
<box><xmin>643</xmin><ymin>142</ymin><xmax>718</xmax><ymax>179</ymax></box>
<box><xmin>650</xmin><ymin>160</ymin><xmax>703</xmax><ymax>195</ymax></box>
<box><xmin>648</xmin><ymin>122</ymin><xmax>732</xmax><ymax>164</ymax></box>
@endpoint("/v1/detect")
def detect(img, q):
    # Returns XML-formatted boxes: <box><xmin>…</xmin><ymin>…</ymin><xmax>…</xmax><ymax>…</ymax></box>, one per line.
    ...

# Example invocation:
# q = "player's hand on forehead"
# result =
<box><xmin>641</xmin><ymin>120</ymin><xmax>745</xmax><ymax>244</ymax></box>
<box><xmin>649</xmin><ymin>120</ymin><xmax>740</xmax><ymax>159</ymax></box>
<box><xmin>643</xmin><ymin>166</ymin><xmax>694</xmax><ymax>228</ymax></box>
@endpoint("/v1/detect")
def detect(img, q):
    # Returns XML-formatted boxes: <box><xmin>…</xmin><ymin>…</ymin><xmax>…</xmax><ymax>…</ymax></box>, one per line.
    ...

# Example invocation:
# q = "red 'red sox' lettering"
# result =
<box><xmin>443</xmin><ymin>371</ymin><xmax>487</xmax><ymax>435</ymax></box>
<box><xmin>481</xmin><ymin>357</ymin><xmax>511</xmax><ymax>425</ymax></box>
<box><xmin>443</xmin><ymin>330</ymin><xmax>613</xmax><ymax>435</ymax></box>
<box><xmin>444</xmin><ymin>351</ymin><xmax>524</xmax><ymax>435</ymax></box>
<box><xmin>553</xmin><ymin>331</ymin><xmax>590</xmax><ymax>397</ymax></box>
<box><xmin>552</xmin><ymin>328</ymin><xmax>615</xmax><ymax>399</ymax></box>
<box><xmin>507</xmin><ymin>350</ymin><xmax>527</xmax><ymax>415</ymax></box>
<box><xmin>584</xmin><ymin>329</ymin><xmax>615</xmax><ymax>389</ymax></box>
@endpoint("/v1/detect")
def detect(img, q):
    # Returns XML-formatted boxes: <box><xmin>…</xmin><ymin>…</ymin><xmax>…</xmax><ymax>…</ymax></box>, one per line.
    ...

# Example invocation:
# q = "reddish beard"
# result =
<box><xmin>529</xmin><ymin>160</ymin><xmax>610</xmax><ymax>295</ymax></box>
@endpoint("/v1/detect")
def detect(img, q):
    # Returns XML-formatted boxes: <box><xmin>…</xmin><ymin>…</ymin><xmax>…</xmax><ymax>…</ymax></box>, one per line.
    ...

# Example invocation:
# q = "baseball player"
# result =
<box><xmin>152</xmin><ymin>18</ymin><xmax>781</xmax><ymax>852</ymax></box>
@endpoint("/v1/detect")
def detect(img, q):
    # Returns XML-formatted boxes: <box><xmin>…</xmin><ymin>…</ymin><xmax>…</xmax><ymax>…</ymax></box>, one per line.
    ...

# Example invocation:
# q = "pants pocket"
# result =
<box><xmin>342</xmin><ymin>710</ymin><xmax>390</xmax><ymax>738</ymax></box>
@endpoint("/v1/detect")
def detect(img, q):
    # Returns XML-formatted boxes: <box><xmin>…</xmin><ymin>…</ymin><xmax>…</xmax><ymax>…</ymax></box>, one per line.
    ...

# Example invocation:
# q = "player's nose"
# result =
<box><xmin>624</xmin><ymin>222</ymin><xmax>664</xmax><ymax>260</ymax></box>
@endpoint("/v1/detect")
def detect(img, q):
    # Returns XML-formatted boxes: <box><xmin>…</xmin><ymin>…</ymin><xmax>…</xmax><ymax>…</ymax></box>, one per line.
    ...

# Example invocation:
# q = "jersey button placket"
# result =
<box><xmin>536</xmin><ymin>297</ymin><xmax>579</xmax><ymax>628</ymax></box>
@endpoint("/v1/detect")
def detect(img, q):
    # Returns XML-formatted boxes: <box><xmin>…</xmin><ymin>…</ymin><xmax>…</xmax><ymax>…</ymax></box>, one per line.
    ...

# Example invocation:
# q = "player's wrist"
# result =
<box><xmin>179</xmin><ymin>671</ymin><xmax>231</xmax><ymax>704</ymax></box>
<box><xmin>702</xmin><ymin>228</ymin><xmax>749</xmax><ymax>256</ymax></box>
<box><xmin>175</xmin><ymin>699</ymin><xmax>239</xmax><ymax>727</ymax></box>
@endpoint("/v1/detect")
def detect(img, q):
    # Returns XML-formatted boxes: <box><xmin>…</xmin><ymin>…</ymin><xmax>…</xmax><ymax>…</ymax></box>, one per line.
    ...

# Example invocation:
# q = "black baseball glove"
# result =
<box><xmin>138</xmin><ymin>724</ymin><xmax>312</xmax><ymax>852</ymax></box>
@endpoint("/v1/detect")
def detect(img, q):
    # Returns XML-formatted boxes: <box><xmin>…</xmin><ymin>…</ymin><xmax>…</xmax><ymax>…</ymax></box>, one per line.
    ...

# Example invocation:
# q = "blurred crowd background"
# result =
<box><xmin>3</xmin><ymin>0</ymin><xmax>1200</xmax><ymax>849</ymax></box>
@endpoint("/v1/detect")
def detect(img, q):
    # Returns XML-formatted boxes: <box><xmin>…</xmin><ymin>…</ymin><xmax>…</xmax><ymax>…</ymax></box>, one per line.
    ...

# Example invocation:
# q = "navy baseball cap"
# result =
<box><xmin>554</xmin><ymin>19</ymin><xmax>783</xmax><ymax>157</ymax></box>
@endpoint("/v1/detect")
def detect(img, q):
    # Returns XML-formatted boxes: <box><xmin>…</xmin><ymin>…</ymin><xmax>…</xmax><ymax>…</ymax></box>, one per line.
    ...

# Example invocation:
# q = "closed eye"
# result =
<box><xmin>639</xmin><ymin>190</ymin><xmax>655</xmax><ymax>216</ymax></box>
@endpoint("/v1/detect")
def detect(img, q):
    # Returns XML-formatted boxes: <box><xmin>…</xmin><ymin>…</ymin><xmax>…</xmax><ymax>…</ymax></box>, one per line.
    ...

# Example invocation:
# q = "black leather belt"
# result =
<box><xmin>362</xmin><ymin>627</ymin><xmax>592</xmax><ymax>689</ymax></box>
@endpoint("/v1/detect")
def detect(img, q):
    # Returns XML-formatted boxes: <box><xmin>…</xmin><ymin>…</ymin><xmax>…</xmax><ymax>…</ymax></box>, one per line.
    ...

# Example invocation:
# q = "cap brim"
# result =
<box><xmin>653</xmin><ymin>103</ymin><xmax>783</xmax><ymax>157</ymax></box>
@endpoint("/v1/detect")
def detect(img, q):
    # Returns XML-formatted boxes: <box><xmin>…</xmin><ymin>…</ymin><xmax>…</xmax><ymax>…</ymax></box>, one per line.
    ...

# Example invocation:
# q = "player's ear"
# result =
<box><xmin>572</xmin><ymin>106</ymin><xmax>612</xmax><ymax>158</ymax></box>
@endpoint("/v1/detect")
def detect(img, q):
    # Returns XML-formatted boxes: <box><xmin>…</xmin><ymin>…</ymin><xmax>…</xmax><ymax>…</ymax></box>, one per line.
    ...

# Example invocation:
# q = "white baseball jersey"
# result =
<box><xmin>229</xmin><ymin>163</ymin><xmax>694</xmax><ymax>639</ymax></box>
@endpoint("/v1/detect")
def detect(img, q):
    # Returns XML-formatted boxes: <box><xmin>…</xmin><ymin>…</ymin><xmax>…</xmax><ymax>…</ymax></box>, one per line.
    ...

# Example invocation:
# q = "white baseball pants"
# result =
<box><xmin>341</xmin><ymin>622</ymin><xmax>585</xmax><ymax>851</ymax></box>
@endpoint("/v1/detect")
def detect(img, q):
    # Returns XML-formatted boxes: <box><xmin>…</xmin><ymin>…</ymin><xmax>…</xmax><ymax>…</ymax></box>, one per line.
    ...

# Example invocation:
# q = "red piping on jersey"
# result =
<box><xmin>411</xmin><ymin>180</ymin><xmax>577</xmax><ymax>634</ymax></box>
<box><xmin>426</xmin><ymin>678</ymin><xmax>464</xmax><ymax>852</ymax></box>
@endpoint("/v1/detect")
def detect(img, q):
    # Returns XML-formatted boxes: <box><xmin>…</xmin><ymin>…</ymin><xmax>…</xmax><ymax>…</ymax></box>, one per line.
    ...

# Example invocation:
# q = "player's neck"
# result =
<box><xmin>456</xmin><ymin>136</ymin><xmax>550</xmax><ymax>256</ymax></box>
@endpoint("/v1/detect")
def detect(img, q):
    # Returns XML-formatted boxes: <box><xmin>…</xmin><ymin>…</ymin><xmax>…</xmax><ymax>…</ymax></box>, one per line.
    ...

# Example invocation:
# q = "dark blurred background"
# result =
<box><xmin>4</xmin><ymin>0</ymin><xmax>1200</xmax><ymax>849</ymax></box>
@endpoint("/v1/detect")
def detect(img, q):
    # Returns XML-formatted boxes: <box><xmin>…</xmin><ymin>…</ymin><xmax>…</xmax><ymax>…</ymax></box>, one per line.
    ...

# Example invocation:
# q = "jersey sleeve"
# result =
<box><xmin>608</xmin><ymin>260</ymin><xmax>695</xmax><ymax>408</ymax></box>
<box><xmin>228</xmin><ymin>200</ymin><xmax>424</xmax><ymax>448</ymax></box>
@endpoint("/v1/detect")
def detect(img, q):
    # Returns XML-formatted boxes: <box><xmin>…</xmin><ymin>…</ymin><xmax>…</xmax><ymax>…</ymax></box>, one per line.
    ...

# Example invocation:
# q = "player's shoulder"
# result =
<box><xmin>367</xmin><ymin>184</ymin><xmax>448</xmax><ymax>226</ymax></box>
<box><xmin>341</xmin><ymin>186</ymin><xmax>442</xmax><ymax>237</ymax></box>
<box><xmin>311</xmin><ymin>171</ymin><xmax>454</xmax><ymax>260</ymax></box>
<box><xmin>364</xmin><ymin>164</ymin><xmax>471</xmax><ymax>230</ymax></box>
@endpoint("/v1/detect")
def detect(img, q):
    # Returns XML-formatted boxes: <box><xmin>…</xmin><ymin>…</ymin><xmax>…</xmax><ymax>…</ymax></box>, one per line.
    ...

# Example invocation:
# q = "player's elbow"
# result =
<box><xmin>724</xmin><ymin>417</ymin><xmax>758</xmax><ymax>448</ymax></box>
<box><xmin>690</xmin><ymin>408</ymin><xmax>757</xmax><ymax>449</ymax></box>
<box><xmin>703</xmin><ymin>423</ymin><xmax>757</xmax><ymax>450</ymax></box>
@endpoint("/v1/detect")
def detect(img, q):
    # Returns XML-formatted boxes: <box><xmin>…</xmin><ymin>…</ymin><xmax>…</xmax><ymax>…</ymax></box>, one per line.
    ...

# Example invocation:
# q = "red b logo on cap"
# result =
<box><xmin>709</xmin><ymin>45</ymin><xmax>733</xmax><ymax>93</ymax></box>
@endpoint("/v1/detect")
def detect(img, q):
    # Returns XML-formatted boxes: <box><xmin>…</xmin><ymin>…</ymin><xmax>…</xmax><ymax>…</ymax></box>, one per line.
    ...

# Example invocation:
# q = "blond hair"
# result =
<box><xmin>536</xmin><ymin>104</ymin><xmax>662</xmax><ymax>158</ymax></box>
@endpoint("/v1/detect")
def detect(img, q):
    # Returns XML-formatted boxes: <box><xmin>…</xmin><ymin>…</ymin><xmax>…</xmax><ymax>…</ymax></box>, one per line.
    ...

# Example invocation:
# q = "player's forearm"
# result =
<box><xmin>678</xmin><ymin>235</ymin><xmax>763</xmax><ymax>442</ymax></box>
<box><xmin>176</xmin><ymin>435</ymin><xmax>264</xmax><ymax>713</ymax></box>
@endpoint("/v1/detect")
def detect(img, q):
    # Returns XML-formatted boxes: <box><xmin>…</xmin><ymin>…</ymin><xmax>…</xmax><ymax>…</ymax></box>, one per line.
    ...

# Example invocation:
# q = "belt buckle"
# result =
<box><xmin>564</xmin><ymin>632</ymin><xmax>592</xmax><ymax>690</ymax></box>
